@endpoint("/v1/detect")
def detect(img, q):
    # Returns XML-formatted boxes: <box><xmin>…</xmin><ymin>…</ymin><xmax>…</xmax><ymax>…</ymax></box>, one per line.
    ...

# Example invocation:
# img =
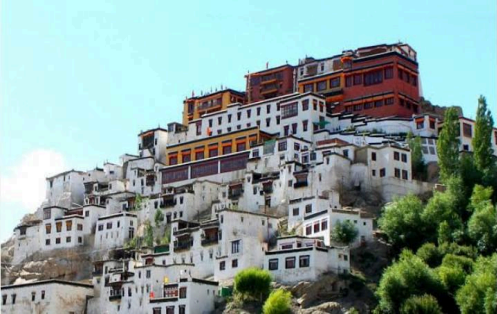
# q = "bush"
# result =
<box><xmin>401</xmin><ymin>294</ymin><xmax>443</xmax><ymax>314</ymax></box>
<box><xmin>331</xmin><ymin>220</ymin><xmax>358</xmax><ymax>245</ymax></box>
<box><xmin>154</xmin><ymin>209</ymin><xmax>164</xmax><ymax>225</ymax></box>
<box><xmin>263</xmin><ymin>289</ymin><xmax>292</xmax><ymax>314</ymax></box>
<box><xmin>376</xmin><ymin>250</ymin><xmax>445</xmax><ymax>313</ymax></box>
<box><xmin>234</xmin><ymin>268</ymin><xmax>272</xmax><ymax>301</ymax></box>
<box><xmin>378</xmin><ymin>194</ymin><xmax>426</xmax><ymax>251</ymax></box>
<box><xmin>416</xmin><ymin>243</ymin><xmax>442</xmax><ymax>267</ymax></box>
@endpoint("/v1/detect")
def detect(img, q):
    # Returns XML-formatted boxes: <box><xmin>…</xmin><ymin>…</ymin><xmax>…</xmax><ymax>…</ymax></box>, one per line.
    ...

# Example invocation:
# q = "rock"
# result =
<box><xmin>299</xmin><ymin>301</ymin><xmax>343</xmax><ymax>314</ymax></box>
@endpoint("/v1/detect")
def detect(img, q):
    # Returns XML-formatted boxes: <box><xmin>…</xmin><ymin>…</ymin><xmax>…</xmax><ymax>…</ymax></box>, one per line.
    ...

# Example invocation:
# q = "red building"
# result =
<box><xmin>296</xmin><ymin>43</ymin><xmax>420</xmax><ymax>118</ymax></box>
<box><xmin>245</xmin><ymin>64</ymin><xmax>294</xmax><ymax>103</ymax></box>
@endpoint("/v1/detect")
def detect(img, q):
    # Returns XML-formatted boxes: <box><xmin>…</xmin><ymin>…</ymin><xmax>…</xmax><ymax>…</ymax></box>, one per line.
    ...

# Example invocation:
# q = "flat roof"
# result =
<box><xmin>1</xmin><ymin>279</ymin><xmax>93</xmax><ymax>290</ymax></box>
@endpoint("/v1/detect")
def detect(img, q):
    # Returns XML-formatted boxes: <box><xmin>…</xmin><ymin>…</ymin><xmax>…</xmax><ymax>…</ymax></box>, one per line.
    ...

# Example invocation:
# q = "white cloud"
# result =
<box><xmin>0</xmin><ymin>149</ymin><xmax>68</xmax><ymax>210</ymax></box>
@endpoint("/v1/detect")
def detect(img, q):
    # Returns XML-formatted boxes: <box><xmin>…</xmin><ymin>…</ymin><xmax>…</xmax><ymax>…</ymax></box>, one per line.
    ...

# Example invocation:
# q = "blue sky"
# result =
<box><xmin>1</xmin><ymin>0</ymin><xmax>496</xmax><ymax>242</ymax></box>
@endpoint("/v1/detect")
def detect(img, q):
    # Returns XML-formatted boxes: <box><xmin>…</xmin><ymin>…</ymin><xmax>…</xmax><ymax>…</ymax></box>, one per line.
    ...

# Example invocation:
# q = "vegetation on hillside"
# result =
<box><xmin>376</xmin><ymin>96</ymin><xmax>497</xmax><ymax>313</ymax></box>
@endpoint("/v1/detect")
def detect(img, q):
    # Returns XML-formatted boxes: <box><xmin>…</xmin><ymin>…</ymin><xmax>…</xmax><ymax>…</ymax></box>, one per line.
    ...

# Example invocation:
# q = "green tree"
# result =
<box><xmin>379</xmin><ymin>194</ymin><xmax>426</xmax><ymax>250</ymax></box>
<box><xmin>234</xmin><ymin>268</ymin><xmax>272</xmax><ymax>302</ymax></box>
<box><xmin>467</xmin><ymin>202</ymin><xmax>497</xmax><ymax>254</ymax></box>
<box><xmin>416</xmin><ymin>243</ymin><xmax>442</xmax><ymax>267</ymax></box>
<box><xmin>401</xmin><ymin>294</ymin><xmax>443</xmax><ymax>314</ymax></box>
<box><xmin>133</xmin><ymin>194</ymin><xmax>146</xmax><ymax>211</ymax></box>
<box><xmin>144</xmin><ymin>221</ymin><xmax>154</xmax><ymax>247</ymax></box>
<box><xmin>472</xmin><ymin>96</ymin><xmax>495</xmax><ymax>176</ymax></box>
<box><xmin>262</xmin><ymin>289</ymin><xmax>292</xmax><ymax>314</ymax></box>
<box><xmin>160</xmin><ymin>225</ymin><xmax>171</xmax><ymax>245</ymax></box>
<box><xmin>456</xmin><ymin>254</ymin><xmax>497</xmax><ymax>314</ymax></box>
<box><xmin>437</xmin><ymin>107</ymin><xmax>460</xmax><ymax>182</ymax></box>
<box><xmin>468</xmin><ymin>185</ymin><xmax>493</xmax><ymax>213</ymax></box>
<box><xmin>154</xmin><ymin>209</ymin><xmax>164</xmax><ymax>225</ymax></box>
<box><xmin>407</xmin><ymin>132</ymin><xmax>426</xmax><ymax>180</ymax></box>
<box><xmin>376</xmin><ymin>250</ymin><xmax>446</xmax><ymax>313</ymax></box>
<box><xmin>422</xmin><ymin>188</ymin><xmax>464</xmax><ymax>244</ymax></box>
<box><xmin>330</xmin><ymin>220</ymin><xmax>358</xmax><ymax>245</ymax></box>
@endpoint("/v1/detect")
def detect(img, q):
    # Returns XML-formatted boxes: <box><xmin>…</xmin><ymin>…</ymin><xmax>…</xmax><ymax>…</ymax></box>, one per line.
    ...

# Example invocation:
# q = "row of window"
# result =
<box><xmin>303</xmin><ymin>77</ymin><xmax>341</xmax><ymax>93</ymax></box>
<box><xmin>219</xmin><ymin>258</ymin><xmax>238</xmax><ymax>270</ymax></box>
<box><xmin>416</xmin><ymin>119</ymin><xmax>437</xmax><ymax>130</ymax></box>
<box><xmin>268</xmin><ymin>255</ymin><xmax>310</xmax><ymax>270</ymax></box>
<box><xmin>45</xmin><ymin>222</ymin><xmax>83</xmax><ymax>234</ymax></box>
<box><xmin>152</xmin><ymin>305</ymin><xmax>186</xmax><ymax>314</ymax></box>
<box><xmin>305</xmin><ymin>219</ymin><xmax>329</xmax><ymax>235</ymax></box>
<box><xmin>2</xmin><ymin>290</ymin><xmax>46</xmax><ymax>305</ymax></box>
<box><xmin>393</xmin><ymin>151</ymin><xmax>408</xmax><ymax>162</ymax></box>
<box><xmin>344</xmin><ymin>97</ymin><xmax>395</xmax><ymax>113</ymax></box>
<box><xmin>45</xmin><ymin>236</ymin><xmax>82</xmax><ymax>245</ymax></box>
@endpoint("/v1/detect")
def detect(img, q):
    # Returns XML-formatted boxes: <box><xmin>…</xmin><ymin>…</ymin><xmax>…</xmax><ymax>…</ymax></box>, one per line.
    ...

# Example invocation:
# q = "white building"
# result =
<box><xmin>94</xmin><ymin>212</ymin><xmax>138</xmax><ymax>250</ymax></box>
<box><xmin>1</xmin><ymin>280</ymin><xmax>93</xmax><ymax>314</ymax></box>
<box><xmin>12</xmin><ymin>220</ymin><xmax>42</xmax><ymax>264</ymax></box>
<box><xmin>264</xmin><ymin>236</ymin><xmax>350</xmax><ymax>284</ymax></box>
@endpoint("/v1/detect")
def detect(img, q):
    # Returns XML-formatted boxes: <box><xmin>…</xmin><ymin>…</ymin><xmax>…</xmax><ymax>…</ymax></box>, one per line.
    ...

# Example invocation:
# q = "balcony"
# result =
<box><xmin>173</xmin><ymin>238</ymin><xmax>193</xmax><ymax>252</ymax></box>
<box><xmin>294</xmin><ymin>180</ymin><xmax>309</xmax><ymax>188</ymax></box>
<box><xmin>201</xmin><ymin>235</ymin><xmax>219</xmax><ymax>246</ymax></box>
<box><xmin>228</xmin><ymin>188</ymin><xmax>243</xmax><ymax>200</ymax></box>
<box><xmin>109</xmin><ymin>294</ymin><xmax>123</xmax><ymax>302</ymax></box>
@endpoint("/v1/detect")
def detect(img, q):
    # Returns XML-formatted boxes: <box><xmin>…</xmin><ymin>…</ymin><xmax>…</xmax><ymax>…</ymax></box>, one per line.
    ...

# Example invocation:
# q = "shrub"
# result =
<box><xmin>154</xmin><ymin>209</ymin><xmax>164</xmax><ymax>225</ymax></box>
<box><xmin>263</xmin><ymin>289</ymin><xmax>292</xmax><ymax>314</ymax></box>
<box><xmin>416</xmin><ymin>243</ymin><xmax>442</xmax><ymax>267</ymax></box>
<box><xmin>401</xmin><ymin>294</ymin><xmax>443</xmax><ymax>314</ymax></box>
<box><xmin>234</xmin><ymin>268</ymin><xmax>272</xmax><ymax>301</ymax></box>
<box><xmin>331</xmin><ymin>220</ymin><xmax>358</xmax><ymax>245</ymax></box>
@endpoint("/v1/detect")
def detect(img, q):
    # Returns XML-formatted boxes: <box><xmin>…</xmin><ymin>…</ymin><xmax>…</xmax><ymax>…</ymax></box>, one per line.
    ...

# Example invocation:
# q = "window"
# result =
<box><xmin>32</xmin><ymin>292</ymin><xmax>36</xmax><ymax>301</ymax></box>
<box><xmin>153</xmin><ymin>308</ymin><xmax>161</xmax><ymax>314</ymax></box>
<box><xmin>43</xmin><ymin>208</ymin><xmax>51</xmax><ymax>220</ymax></box>
<box><xmin>179</xmin><ymin>305</ymin><xmax>186</xmax><ymax>314</ymax></box>
<box><xmin>66</xmin><ymin>236</ymin><xmax>71</xmax><ymax>243</ymax></box>
<box><xmin>179</xmin><ymin>287</ymin><xmax>187</xmax><ymax>299</ymax></box>
<box><xmin>232</xmin><ymin>259</ymin><xmax>238</xmax><ymax>268</ymax></box>
<box><xmin>266</xmin><ymin>118</ymin><xmax>271</xmax><ymax>127</ymax></box>
<box><xmin>278</xmin><ymin>141</ymin><xmax>287</xmax><ymax>151</ymax></box>
<box><xmin>45</xmin><ymin>239</ymin><xmax>50</xmax><ymax>245</ymax></box>
<box><xmin>430</xmin><ymin>120</ymin><xmax>436</xmax><ymax>129</ymax></box>
<box><xmin>281</xmin><ymin>102</ymin><xmax>298</xmax><ymax>119</ymax></box>
<box><xmin>268</xmin><ymin>259</ymin><xmax>278</xmax><ymax>270</ymax></box>
<box><xmin>394</xmin><ymin>151</ymin><xmax>400</xmax><ymax>161</ymax></box>
<box><xmin>231</xmin><ymin>240</ymin><xmax>240</xmax><ymax>254</ymax></box>
<box><xmin>41</xmin><ymin>290</ymin><xmax>45</xmax><ymax>300</ymax></box>
<box><xmin>304</xmin><ymin>84</ymin><xmax>313</xmax><ymax>92</ymax></box>
<box><xmin>98</xmin><ymin>224</ymin><xmax>103</xmax><ymax>231</ymax></box>
<box><xmin>353</xmin><ymin>74</ymin><xmax>362</xmax><ymax>85</ymax></box>
<box><xmin>317</xmin><ymin>80</ymin><xmax>327</xmax><ymax>91</ymax></box>
<box><xmin>371</xmin><ymin>152</ymin><xmax>377</xmax><ymax>161</ymax></box>
<box><xmin>266</xmin><ymin>104</ymin><xmax>271</xmax><ymax>114</ymax></box>
<box><xmin>463</xmin><ymin>123</ymin><xmax>472</xmax><ymax>137</ymax></box>
<box><xmin>313</xmin><ymin>222</ymin><xmax>320</xmax><ymax>233</ymax></box>
<box><xmin>107</xmin><ymin>222</ymin><xmax>112</xmax><ymax>229</ymax></box>
<box><xmin>364</xmin><ymin>101</ymin><xmax>373</xmax><ymax>109</ymax></box>
<box><xmin>299</xmin><ymin>255</ymin><xmax>310</xmax><ymax>267</ymax></box>
<box><xmin>222</xmin><ymin>145</ymin><xmax>232</xmax><ymax>155</ymax></box>
<box><xmin>305</xmin><ymin>224</ymin><xmax>312</xmax><ymax>235</ymax></box>
<box><xmin>11</xmin><ymin>294</ymin><xmax>16</xmax><ymax>304</ymax></box>
<box><xmin>343</xmin><ymin>149</ymin><xmax>349</xmax><ymax>158</ymax></box>
<box><xmin>302</xmin><ymin>99</ymin><xmax>309</xmax><ymax>111</ymax></box>
<box><xmin>345</xmin><ymin>76</ymin><xmax>352</xmax><ymax>87</ymax></box>
<box><xmin>246</xmin><ymin>109</ymin><xmax>251</xmax><ymax>118</ymax></box>
<box><xmin>380</xmin><ymin>168</ymin><xmax>386</xmax><ymax>177</ymax></box>
<box><xmin>293</xmin><ymin>208</ymin><xmax>299</xmax><ymax>216</ymax></box>
<box><xmin>2</xmin><ymin>295</ymin><xmax>6</xmax><ymax>305</ymax></box>
<box><xmin>321</xmin><ymin>219</ymin><xmax>328</xmax><ymax>231</ymax></box>
<box><xmin>195</xmin><ymin>151</ymin><xmax>204</xmax><ymax>160</ymax></box>
<box><xmin>385</xmin><ymin>97</ymin><xmax>394</xmax><ymax>105</ymax></box>
<box><xmin>276</xmin><ymin>116</ymin><xmax>280</xmax><ymax>125</ymax></box>
<box><xmin>227</xmin><ymin>114</ymin><xmax>232</xmax><ymax>123</ymax></box>
<box><xmin>394</xmin><ymin>168</ymin><xmax>401</xmax><ymax>178</ymax></box>
<box><xmin>401</xmin><ymin>154</ymin><xmax>407</xmax><ymax>162</ymax></box>
<box><xmin>417</xmin><ymin>121</ymin><xmax>424</xmax><ymax>129</ymax></box>
<box><xmin>374</xmin><ymin>100</ymin><xmax>383</xmax><ymax>107</ymax></box>
<box><xmin>236</xmin><ymin>142</ymin><xmax>246</xmax><ymax>152</ymax></box>
<box><xmin>56</xmin><ymin>222</ymin><xmax>62</xmax><ymax>233</ymax></box>
<box><xmin>237</xmin><ymin>112</ymin><xmax>242</xmax><ymax>120</ymax></box>
<box><xmin>56</xmin><ymin>238</ymin><xmax>61</xmax><ymax>244</ymax></box>
<box><xmin>219</xmin><ymin>261</ymin><xmax>226</xmax><ymax>271</ymax></box>
<box><xmin>372</xmin><ymin>169</ymin><xmax>376</xmax><ymax>176</ymax></box>
<box><xmin>305</xmin><ymin>204</ymin><xmax>312</xmax><ymax>214</ymax></box>
<box><xmin>385</xmin><ymin>67</ymin><xmax>393</xmax><ymax>79</ymax></box>
<box><xmin>330</xmin><ymin>77</ymin><xmax>340</xmax><ymax>88</ymax></box>
<box><xmin>364</xmin><ymin>69</ymin><xmax>383</xmax><ymax>86</ymax></box>
<box><xmin>285</xmin><ymin>257</ymin><xmax>296</xmax><ymax>269</ymax></box>
<box><xmin>77</xmin><ymin>224</ymin><xmax>83</xmax><ymax>231</ymax></box>
<box><xmin>146</xmin><ymin>270</ymin><xmax>151</xmax><ymax>278</ymax></box>
<box><xmin>78</xmin><ymin>237</ymin><xmax>82</xmax><ymax>243</ymax></box>
<box><xmin>85</xmin><ymin>211</ymin><xmax>89</xmax><ymax>217</ymax></box>
<box><xmin>402</xmin><ymin>170</ymin><xmax>408</xmax><ymax>180</ymax></box>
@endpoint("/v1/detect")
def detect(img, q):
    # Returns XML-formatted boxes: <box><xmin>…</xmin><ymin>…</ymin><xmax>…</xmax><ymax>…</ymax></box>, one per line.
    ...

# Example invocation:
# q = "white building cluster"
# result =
<box><xmin>4</xmin><ymin>90</ymin><xmax>497</xmax><ymax>313</ymax></box>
